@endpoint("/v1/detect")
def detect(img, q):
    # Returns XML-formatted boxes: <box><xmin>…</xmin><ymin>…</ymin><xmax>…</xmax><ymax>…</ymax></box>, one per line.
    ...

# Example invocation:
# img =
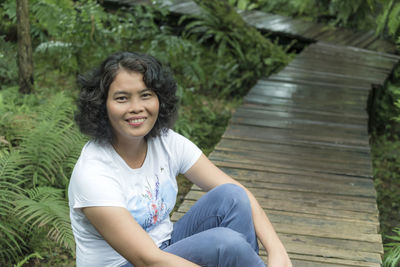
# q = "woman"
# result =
<box><xmin>68</xmin><ymin>51</ymin><xmax>292</xmax><ymax>267</ymax></box>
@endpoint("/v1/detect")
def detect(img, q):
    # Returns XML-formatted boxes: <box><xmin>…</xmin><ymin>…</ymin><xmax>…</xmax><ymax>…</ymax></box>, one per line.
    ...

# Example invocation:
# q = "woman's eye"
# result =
<box><xmin>142</xmin><ymin>93</ymin><xmax>153</xmax><ymax>98</ymax></box>
<box><xmin>115</xmin><ymin>96</ymin><xmax>127</xmax><ymax>102</ymax></box>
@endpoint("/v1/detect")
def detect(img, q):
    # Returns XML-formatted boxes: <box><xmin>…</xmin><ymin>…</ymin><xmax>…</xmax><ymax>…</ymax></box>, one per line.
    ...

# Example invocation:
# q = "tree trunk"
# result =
<box><xmin>17</xmin><ymin>0</ymin><xmax>34</xmax><ymax>94</ymax></box>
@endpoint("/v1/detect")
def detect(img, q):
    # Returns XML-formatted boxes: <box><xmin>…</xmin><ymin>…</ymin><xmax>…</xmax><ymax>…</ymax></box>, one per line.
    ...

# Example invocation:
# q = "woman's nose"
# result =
<box><xmin>128</xmin><ymin>98</ymin><xmax>144</xmax><ymax>113</ymax></box>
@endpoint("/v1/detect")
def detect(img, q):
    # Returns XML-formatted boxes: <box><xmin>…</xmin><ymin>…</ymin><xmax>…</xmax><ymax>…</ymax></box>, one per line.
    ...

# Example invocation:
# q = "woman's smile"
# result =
<box><xmin>127</xmin><ymin>117</ymin><xmax>146</xmax><ymax>126</ymax></box>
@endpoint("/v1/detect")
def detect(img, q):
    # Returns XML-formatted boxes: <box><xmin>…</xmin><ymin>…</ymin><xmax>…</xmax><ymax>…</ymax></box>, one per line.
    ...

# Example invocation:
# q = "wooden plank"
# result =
<box><xmin>317</xmin><ymin>28</ymin><xmax>356</xmax><ymax>45</ymax></box>
<box><xmin>216</xmin><ymin>138</ymin><xmax>372</xmax><ymax>163</ymax></box>
<box><xmin>217</xmin><ymin>164</ymin><xmax>374</xmax><ymax>191</ymax></box>
<box><xmin>230</xmin><ymin>115</ymin><xmax>369</xmax><ymax>139</ymax></box>
<box><xmin>233</xmin><ymin>107</ymin><xmax>368</xmax><ymax>132</ymax></box>
<box><xmin>288</xmin><ymin>57</ymin><xmax>391</xmax><ymax>81</ymax></box>
<box><xmin>367</xmin><ymin>38</ymin><xmax>399</xmax><ymax>54</ymax></box>
<box><xmin>177</xmin><ymin>199</ymin><xmax>379</xmax><ymax>238</ymax></box>
<box><xmin>212</xmin><ymin>146</ymin><xmax>373</xmax><ymax>176</ymax></box>
<box><xmin>301</xmin><ymin>43</ymin><xmax>399</xmax><ymax>67</ymax></box>
<box><xmin>248</xmin><ymin>82</ymin><xmax>369</xmax><ymax>108</ymax></box>
<box><xmin>242</xmin><ymin>101</ymin><xmax>368</xmax><ymax>120</ymax></box>
<box><xmin>348</xmin><ymin>30</ymin><xmax>377</xmax><ymax>48</ymax></box>
<box><xmin>177</xmin><ymin>199</ymin><xmax>378</xmax><ymax>232</ymax></box>
<box><xmin>182</xmin><ymin>194</ymin><xmax>378</xmax><ymax>223</ymax></box>
<box><xmin>171</xmin><ymin>210</ymin><xmax>381</xmax><ymax>244</ymax></box>
<box><xmin>223</xmin><ymin>124</ymin><xmax>370</xmax><ymax>150</ymax></box>
<box><xmin>268</xmin><ymin>71</ymin><xmax>374</xmax><ymax>90</ymax></box>
<box><xmin>284</xmin><ymin>254</ymin><xmax>381</xmax><ymax>267</ymax></box>
<box><xmin>241</xmin><ymin>99</ymin><xmax>368</xmax><ymax>123</ymax></box>
<box><xmin>303</xmin><ymin>25</ymin><xmax>334</xmax><ymax>40</ymax></box>
<box><xmin>233</xmin><ymin>106</ymin><xmax>367</xmax><ymax>130</ymax></box>
<box><xmin>279</xmin><ymin>233</ymin><xmax>383</xmax><ymax>254</ymax></box>
<box><xmin>218</xmin><ymin>163</ymin><xmax>375</xmax><ymax>192</ymax></box>
<box><xmin>210</xmin><ymin>149</ymin><xmax>372</xmax><ymax>178</ymax></box>
<box><xmin>244</xmin><ymin>94</ymin><xmax>368</xmax><ymax>118</ymax></box>
<box><xmin>284</xmin><ymin>63</ymin><xmax>388</xmax><ymax>85</ymax></box>
<box><xmin>266</xmin><ymin>75</ymin><xmax>371</xmax><ymax>91</ymax></box>
<box><xmin>189</xmin><ymin>183</ymin><xmax>378</xmax><ymax>210</ymax></box>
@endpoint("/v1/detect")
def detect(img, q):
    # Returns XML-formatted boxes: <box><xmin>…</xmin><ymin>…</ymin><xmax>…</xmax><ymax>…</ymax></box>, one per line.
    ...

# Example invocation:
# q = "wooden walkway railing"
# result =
<box><xmin>167</xmin><ymin>1</ymin><xmax>400</xmax><ymax>266</ymax></box>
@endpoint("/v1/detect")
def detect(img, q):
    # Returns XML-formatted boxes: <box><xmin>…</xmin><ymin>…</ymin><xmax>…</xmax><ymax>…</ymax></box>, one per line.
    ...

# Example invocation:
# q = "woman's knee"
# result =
<box><xmin>211</xmin><ymin>183</ymin><xmax>249</xmax><ymax>206</ymax></box>
<box><xmin>209</xmin><ymin>227</ymin><xmax>252</xmax><ymax>252</ymax></box>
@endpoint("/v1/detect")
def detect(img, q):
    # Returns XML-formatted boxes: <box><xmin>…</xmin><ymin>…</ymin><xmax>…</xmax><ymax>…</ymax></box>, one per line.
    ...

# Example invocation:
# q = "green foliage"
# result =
<box><xmin>228</xmin><ymin>0</ymin><xmax>258</xmax><ymax>10</ymax></box>
<box><xmin>384</xmin><ymin>228</ymin><xmax>400</xmax><ymax>267</ymax></box>
<box><xmin>372</xmin><ymin>134</ymin><xmax>400</xmax><ymax>234</ymax></box>
<box><xmin>14</xmin><ymin>187</ymin><xmax>74</xmax><ymax>250</ymax></box>
<box><xmin>370</xmin><ymin>65</ymin><xmax>400</xmax><ymax>266</ymax></box>
<box><xmin>0</xmin><ymin>35</ymin><xmax>17</xmax><ymax>87</ymax></box>
<box><xmin>376</xmin><ymin>0</ymin><xmax>400</xmax><ymax>41</ymax></box>
<box><xmin>0</xmin><ymin>88</ymin><xmax>86</xmax><ymax>265</ymax></box>
<box><xmin>180</xmin><ymin>5</ymin><xmax>290</xmax><ymax>97</ymax></box>
<box><xmin>328</xmin><ymin>0</ymin><xmax>374</xmax><ymax>28</ymax></box>
<box><xmin>13</xmin><ymin>252</ymin><xmax>43</xmax><ymax>267</ymax></box>
<box><xmin>371</xmin><ymin>69</ymin><xmax>400</xmax><ymax>135</ymax></box>
<box><xmin>255</xmin><ymin>0</ymin><xmax>379</xmax><ymax>31</ymax></box>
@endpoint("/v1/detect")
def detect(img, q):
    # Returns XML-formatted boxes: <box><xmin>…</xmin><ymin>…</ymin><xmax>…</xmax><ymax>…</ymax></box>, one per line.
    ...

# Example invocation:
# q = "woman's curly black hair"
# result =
<box><xmin>75</xmin><ymin>51</ymin><xmax>178</xmax><ymax>142</ymax></box>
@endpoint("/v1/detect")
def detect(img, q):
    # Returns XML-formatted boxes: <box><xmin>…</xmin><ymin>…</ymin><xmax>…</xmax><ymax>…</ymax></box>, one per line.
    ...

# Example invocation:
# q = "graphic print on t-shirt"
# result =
<box><xmin>127</xmin><ymin>171</ymin><xmax>176</xmax><ymax>231</ymax></box>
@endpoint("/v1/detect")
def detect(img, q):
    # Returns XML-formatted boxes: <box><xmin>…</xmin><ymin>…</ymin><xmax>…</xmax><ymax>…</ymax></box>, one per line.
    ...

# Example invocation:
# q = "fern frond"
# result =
<box><xmin>18</xmin><ymin>92</ymin><xmax>86</xmax><ymax>187</ymax></box>
<box><xmin>388</xmin><ymin>2</ymin><xmax>400</xmax><ymax>36</ymax></box>
<box><xmin>14</xmin><ymin>186</ymin><xmax>75</xmax><ymax>251</ymax></box>
<box><xmin>0</xmin><ymin>221</ymin><xmax>26</xmax><ymax>263</ymax></box>
<box><xmin>384</xmin><ymin>227</ymin><xmax>400</xmax><ymax>267</ymax></box>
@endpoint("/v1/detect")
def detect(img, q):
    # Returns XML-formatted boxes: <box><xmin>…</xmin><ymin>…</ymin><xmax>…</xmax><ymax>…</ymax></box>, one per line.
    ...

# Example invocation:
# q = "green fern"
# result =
<box><xmin>387</xmin><ymin>2</ymin><xmax>400</xmax><ymax>37</ymax></box>
<box><xmin>0</xmin><ymin>151</ymin><xmax>28</xmax><ymax>263</ymax></box>
<box><xmin>384</xmin><ymin>228</ymin><xmax>400</xmax><ymax>267</ymax></box>
<box><xmin>14</xmin><ymin>187</ymin><xmax>75</xmax><ymax>251</ymax></box>
<box><xmin>0</xmin><ymin>91</ymin><xmax>86</xmax><ymax>265</ymax></box>
<box><xmin>17</xmin><ymin>92</ymin><xmax>86</xmax><ymax>187</ymax></box>
<box><xmin>13</xmin><ymin>252</ymin><xmax>43</xmax><ymax>267</ymax></box>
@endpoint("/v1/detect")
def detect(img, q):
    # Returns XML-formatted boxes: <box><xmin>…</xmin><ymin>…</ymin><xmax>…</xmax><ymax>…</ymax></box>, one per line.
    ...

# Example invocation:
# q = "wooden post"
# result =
<box><xmin>16</xmin><ymin>0</ymin><xmax>34</xmax><ymax>94</ymax></box>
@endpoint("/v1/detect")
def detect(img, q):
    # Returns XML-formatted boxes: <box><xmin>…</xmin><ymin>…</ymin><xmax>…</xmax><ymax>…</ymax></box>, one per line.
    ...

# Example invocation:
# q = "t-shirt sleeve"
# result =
<box><xmin>69</xmin><ymin>159</ymin><xmax>126</xmax><ymax>209</ymax></box>
<box><xmin>167</xmin><ymin>130</ymin><xmax>202</xmax><ymax>174</ymax></box>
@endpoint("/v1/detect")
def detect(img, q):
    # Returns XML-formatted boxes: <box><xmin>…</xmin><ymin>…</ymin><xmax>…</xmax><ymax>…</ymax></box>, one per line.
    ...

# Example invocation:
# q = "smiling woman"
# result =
<box><xmin>106</xmin><ymin>71</ymin><xmax>160</xmax><ymax>168</ymax></box>
<box><xmin>68</xmin><ymin>51</ymin><xmax>291</xmax><ymax>267</ymax></box>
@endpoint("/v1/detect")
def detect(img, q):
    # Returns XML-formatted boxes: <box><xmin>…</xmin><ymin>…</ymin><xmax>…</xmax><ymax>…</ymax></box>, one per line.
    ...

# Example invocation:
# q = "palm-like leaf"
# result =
<box><xmin>0</xmin><ymin>151</ymin><xmax>28</xmax><ymax>263</ymax></box>
<box><xmin>14</xmin><ymin>187</ymin><xmax>75</xmax><ymax>251</ymax></box>
<box><xmin>18</xmin><ymin>92</ymin><xmax>86</xmax><ymax>187</ymax></box>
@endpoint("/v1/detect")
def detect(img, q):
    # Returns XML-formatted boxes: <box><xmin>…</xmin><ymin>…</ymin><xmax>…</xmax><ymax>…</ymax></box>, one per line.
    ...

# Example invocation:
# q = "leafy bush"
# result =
<box><xmin>370</xmin><ymin>64</ymin><xmax>400</xmax><ymax>267</ymax></box>
<box><xmin>0</xmin><ymin>88</ymin><xmax>87</xmax><ymax>265</ymax></box>
<box><xmin>0</xmin><ymin>36</ymin><xmax>17</xmax><ymax>87</ymax></box>
<box><xmin>384</xmin><ymin>228</ymin><xmax>400</xmax><ymax>267</ymax></box>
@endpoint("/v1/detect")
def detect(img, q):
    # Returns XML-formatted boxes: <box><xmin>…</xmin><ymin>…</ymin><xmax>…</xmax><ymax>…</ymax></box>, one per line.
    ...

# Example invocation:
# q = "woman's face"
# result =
<box><xmin>106</xmin><ymin>70</ymin><xmax>159</xmax><ymax>144</ymax></box>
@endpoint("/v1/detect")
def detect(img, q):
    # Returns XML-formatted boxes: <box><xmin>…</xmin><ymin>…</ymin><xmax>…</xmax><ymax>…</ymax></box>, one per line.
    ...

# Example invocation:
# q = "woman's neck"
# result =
<box><xmin>112</xmin><ymin>137</ymin><xmax>148</xmax><ymax>169</ymax></box>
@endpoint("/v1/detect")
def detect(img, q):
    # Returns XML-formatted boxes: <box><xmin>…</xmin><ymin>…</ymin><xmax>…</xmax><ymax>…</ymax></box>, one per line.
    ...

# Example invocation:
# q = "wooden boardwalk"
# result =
<box><xmin>167</xmin><ymin>1</ymin><xmax>400</xmax><ymax>266</ymax></box>
<box><xmin>167</xmin><ymin>0</ymin><xmax>398</xmax><ymax>54</ymax></box>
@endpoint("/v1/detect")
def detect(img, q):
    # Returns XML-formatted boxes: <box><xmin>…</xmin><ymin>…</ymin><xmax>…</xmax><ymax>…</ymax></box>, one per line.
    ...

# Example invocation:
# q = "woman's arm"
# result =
<box><xmin>184</xmin><ymin>154</ymin><xmax>293</xmax><ymax>267</ymax></box>
<box><xmin>83</xmin><ymin>206</ymin><xmax>200</xmax><ymax>267</ymax></box>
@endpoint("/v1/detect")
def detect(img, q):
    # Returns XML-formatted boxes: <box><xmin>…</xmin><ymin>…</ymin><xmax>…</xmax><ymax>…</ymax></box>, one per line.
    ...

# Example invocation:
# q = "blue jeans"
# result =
<box><xmin>123</xmin><ymin>184</ymin><xmax>266</xmax><ymax>267</ymax></box>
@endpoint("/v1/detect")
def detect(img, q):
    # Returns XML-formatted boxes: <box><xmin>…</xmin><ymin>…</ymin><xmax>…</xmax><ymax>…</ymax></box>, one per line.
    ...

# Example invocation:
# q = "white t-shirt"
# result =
<box><xmin>68</xmin><ymin>129</ymin><xmax>202</xmax><ymax>267</ymax></box>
